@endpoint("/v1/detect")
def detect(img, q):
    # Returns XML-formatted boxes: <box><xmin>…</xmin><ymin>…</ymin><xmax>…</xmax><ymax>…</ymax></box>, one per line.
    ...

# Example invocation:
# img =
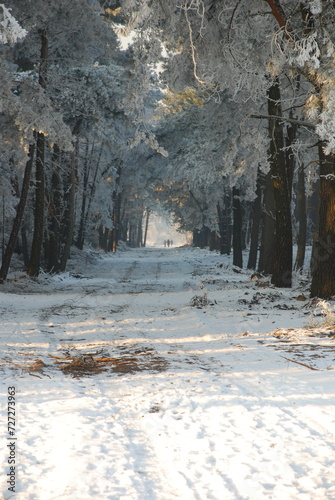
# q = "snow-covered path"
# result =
<box><xmin>1</xmin><ymin>247</ymin><xmax>335</xmax><ymax>499</ymax></box>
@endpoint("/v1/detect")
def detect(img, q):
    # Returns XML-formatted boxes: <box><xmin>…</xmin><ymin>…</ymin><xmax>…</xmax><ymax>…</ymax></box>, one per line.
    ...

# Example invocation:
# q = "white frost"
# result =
<box><xmin>0</xmin><ymin>4</ymin><xmax>27</xmax><ymax>45</ymax></box>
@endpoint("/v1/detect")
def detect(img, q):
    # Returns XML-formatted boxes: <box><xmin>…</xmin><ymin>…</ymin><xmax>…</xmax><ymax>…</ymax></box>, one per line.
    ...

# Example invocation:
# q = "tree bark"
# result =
<box><xmin>137</xmin><ymin>217</ymin><xmax>143</xmax><ymax>247</ymax></box>
<box><xmin>47</xmin><ymin>144</ymin><xmax>62</xmax><ymax>272</ymax></box>
<box><xmin>0</xmin><ymin>144</ymin><xmax>35</xmax><ymax>281</ymax></box>
<box><xmin>310</xmin><ymin>148</ymin><xmax>335</xmax><ymax>298</ymax></box>
<box><xmin>217</xmin><ymin>191</ymin><xmax>231</xmax><ymax>255</ymax></box>
<box><xmin>258</xmin><ymin>170</ymin><xmax>275</xmax><ymax>274</ymax></box>
<box><xmin>98</xmin><ymin>225</ymin><xmax>108</xmax><ymax>251</ymax></box>
<box><xmin>75</xmin><ymin>139</ymin><xmax>91</xmax><ymax>250</ymax></box>
<box><xmin>60</xmin><ymin>144</ymin><xmax>78</xmax><ymax>272</ymax></box>
<box><xmin>76</xmin><ymin>142</ymin><xmax>103</xmax><ymax>250</ymax></box>
<box><xmin>21</xmin><ymin>223</ymin><xmax>30</xmax><ymax>269</ymax></box>
<box><xmin>28</xmin><ymin>28</ymin><xmax>48</xmax><ymax>277</ymax></box>
<box><xmin>268</xmin><ymin>80</ymin><xmax>292</xmax><ymax>287</ymax></box>
<box><xmin>143</xmin><ymin>208</ymin><xmax>150</xmax><ymax>247</ymax></box>
<box><xmin>209</xmin><ymin>230</ymin><xmax>219</xmax><ymax>251</ymax></box>
<box><xmin>247</xmin><ymin>173</ymin><xmax>262</xmax><ymax>269</ymax></box>
<box><xmin>193</xmin><ymin>227</ymin><xmax>209</xmax><ymax>248</ymax></box>
<box><xmin>28</xmin><ymin>132</ymin><xmax>46</xmax><ymax>277</ymax></box>
<box><xmin>110</xmin><ymin>165</ymin><xmax>122</xmax><ymax>252</ymax></box>
<box><xmin>264</xmin><ymin>0</ymin><xmax>288</xmax><ymax>30</ymax></box>
<box><xmin>232</xmin><ymin>186</ymin><xmax>243</xmax><ymax>268</ymax></box>
<box><xmin>285</xmin><ymin>113</ymin><xmax>297</xmax><ymax>201</ymax></box>
<box><xmin>294</xmin><ymin>164</ymin><xmax>307</xmax><ymax>272</ymax></box>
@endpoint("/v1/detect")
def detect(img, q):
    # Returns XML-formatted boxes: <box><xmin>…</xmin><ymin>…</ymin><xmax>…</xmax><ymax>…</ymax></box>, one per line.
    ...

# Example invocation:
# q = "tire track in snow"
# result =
<box><xmin>119</xmin><ymin>260</ymin><xmax>138</xmax><ymax>283</ymax></box>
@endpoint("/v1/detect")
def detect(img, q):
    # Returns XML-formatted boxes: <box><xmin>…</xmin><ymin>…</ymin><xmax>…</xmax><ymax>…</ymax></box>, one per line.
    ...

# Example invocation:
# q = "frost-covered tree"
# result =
<box><xmin>262</xmin><ymin>0</ymin><xmax>335</xmax><ymax>297</ymax></box>
<box><xmin>0</xmin><ymin>0</ymin><xmax>131</xmax><ymax>278</ymax></box>
<box><xmin>0</xmin><ymin>4</ymin><xmax>26</xmax><ymax>45</ymax></box>
<box><xmin>113</xmin><ymin>0</ymin><xmax>335</xmax><ymax>295</ymax></box>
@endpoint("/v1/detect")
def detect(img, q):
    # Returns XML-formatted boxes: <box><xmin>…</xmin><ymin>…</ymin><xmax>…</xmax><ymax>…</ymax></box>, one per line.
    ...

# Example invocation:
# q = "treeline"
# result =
<box><xmin>0</xmin><ymin>1</ymin><xmax>158</xmax><ymax>280</ymax></box>
<box><xmin>129</xmin><ymin>1</ymin><xmax>335</xmax><ymax>299</ymax></box>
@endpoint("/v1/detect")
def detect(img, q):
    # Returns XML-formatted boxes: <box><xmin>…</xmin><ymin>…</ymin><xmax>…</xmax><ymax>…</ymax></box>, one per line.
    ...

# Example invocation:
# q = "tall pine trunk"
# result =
<box><xmin>310</xmin><ymin>148</ymin><xmax>335</xmax><ymax>298</ymax></box>
<box><xmin>76</xmin><ymin>142</ymin><xmax>103</xmax><ymax>250</ymax></box>
<box><xmin>294</xmin><ymin>164</ymin><xmax>307</xmax><ymax>272</ymax></box>
<box><xmin>75</xmin><ymin>139</ymin><xmax>91</xmax><ymax>250</ymax></box>
<box><xmin>109</xmin><ymin>165</ymin><xmax>122</xmax><ymax>252</ymax></box>
<box><xmin>258</xmin><ymin>170</ymin><xmax>275</xmax><ymax>274</ymax></box>
<box><xmin>47</xmin><ymin>145</ymin><xmax>62</xmax><ymax>273</ymax></box>
<box><xmin>143</xmin><ymin>209</ymin><xmax>150</xmax><ymax>248</ymax></box>
<box><xmin>59</xmin><ymin>146</ymin><xmax>77</xmax><ymax>271</ymax></box>
<box><xmin>21</xmin><ymin>223</ymin><xmax>29</xmax><ymax>269</ymax></box>
<box><xmin>268</xmin><ymin>80</ymin><xmax>292</xmax><ymax>287</ymax></box>
<box><xmin>0</xmin><ymin>144</ymin><xmax>35</xmax><ymax>281</ymax></box>
<box><xmin>247</xmin><ymin>172</ymin><xmax>262</xmax><ymax>269</ymax></box>
<box><xmin>28</xmin><ymin>28</ymin><xmax>48</xmax><ymax>277</ymax></box>
<box><xmin>217</xmin><ymin>191</ymin><xmax>231</xmax><ymax>255</ymax></box>
<box><xmin>60</xmin><ymin>144</ymin><xmax>78</xmax><ymax>271</ymax></box>
<box><xmin>232</xmin><ymin>186</ymin><xmax>243</xmax><ymax>268</ymax></box>
<box><xmin>28</xmin><ymin>132</ymin><xmax>46</xmax><ymax>276</ymax></box>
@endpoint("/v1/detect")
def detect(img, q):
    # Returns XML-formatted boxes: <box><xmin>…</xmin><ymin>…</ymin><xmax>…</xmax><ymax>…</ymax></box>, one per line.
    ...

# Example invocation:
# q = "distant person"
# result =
<box><xmin>171</xmin><ymin>240</ymin><xmax>173</xmax><ymax>246</ymax></box>
<box><xmin>164</xmin><ymin>240</ymin><xmax>166</xmax><ymax>247</ymax></box>
<box><xmin>167</xmin><ymin>239</ymin><xmax>170</xmax><ymax>247</ymax></box>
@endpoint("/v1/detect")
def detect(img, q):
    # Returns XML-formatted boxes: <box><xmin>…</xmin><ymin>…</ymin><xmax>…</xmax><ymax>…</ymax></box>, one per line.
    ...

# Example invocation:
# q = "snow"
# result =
<box><xmin>1</xmin><ymin>246</ymin><xmax>335</xmax><ymax>499</ymax></box>
<box><xmin>0</xmin><ymin>4</ymin><xmax>27</xmax><ymax>45</ymax></box>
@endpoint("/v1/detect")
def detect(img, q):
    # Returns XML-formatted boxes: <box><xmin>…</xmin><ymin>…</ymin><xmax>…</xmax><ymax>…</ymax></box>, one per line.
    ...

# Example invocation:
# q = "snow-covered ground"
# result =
<box><xmin>0</xmin><ymin>246</ymin><xmax>335</xmax><ymax>499</ymax></box>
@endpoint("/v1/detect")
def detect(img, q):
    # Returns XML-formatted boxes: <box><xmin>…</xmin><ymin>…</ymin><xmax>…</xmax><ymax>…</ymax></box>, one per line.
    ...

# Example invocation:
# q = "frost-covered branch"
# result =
<box><xmin>0</xmin><ymin>4</ymin><xmax>27</xmax><ymax>44</ymax></box>
<box><xmin>250</xmin><ymin>113</ymin><xmax>316</xmax><ymax>130</ymax></box>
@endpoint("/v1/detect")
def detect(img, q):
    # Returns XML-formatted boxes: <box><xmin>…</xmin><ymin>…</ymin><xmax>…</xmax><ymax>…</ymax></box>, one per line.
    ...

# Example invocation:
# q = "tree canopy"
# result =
<box><xmin>2</xmin><ymin>1</ymin><xmax>335</xmax><ymax>297</ymax></box>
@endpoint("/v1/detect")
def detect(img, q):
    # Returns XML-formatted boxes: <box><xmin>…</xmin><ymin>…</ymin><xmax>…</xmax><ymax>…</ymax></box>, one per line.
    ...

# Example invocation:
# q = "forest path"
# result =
<box><xmin>1</xmin><ymin>247</ymin><xmax>335</xmax><ymax>499</ymax></box>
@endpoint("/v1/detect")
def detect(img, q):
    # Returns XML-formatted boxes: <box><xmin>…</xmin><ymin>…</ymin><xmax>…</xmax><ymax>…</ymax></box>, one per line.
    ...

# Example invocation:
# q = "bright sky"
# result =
<box><xmin>145</xmin><ymin>212</ymin><xmax>190</xmax><ymax>247</ymax></box>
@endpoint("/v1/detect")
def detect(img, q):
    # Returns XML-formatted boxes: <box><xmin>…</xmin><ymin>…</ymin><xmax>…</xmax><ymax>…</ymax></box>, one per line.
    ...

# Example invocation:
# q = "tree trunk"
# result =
<box><xmin>129</xmin><ymin>222</ymin><xmax>137</xmax><ymax>247</ymax></box>
<box><xmin>98</xmin><ymin>225</ymin><xmax>107</xmax><ymax>251</ymax></box>
<box><xmin>268</xmin><ymin>80</ymin><xmax>292</xmax><ymax>287</ymax></box>
<box><xmin>0</xmin><ymin>144</ymin><xmax>35</xmax><ymax>282</ymax></box>
<box><xmin>209</xmin><ymin>230</ymin><xmax>219</xmax><ymax>251</ymax></box>
<box><xmin>193</xmin><ymin>227</ymin><xmax>209</xmax><ymax>248</ymax></box>
<box><xmin>241</xmin><ymin>201</ymin><xmax>248</xmax><ymax>251</ymax></box>
<box><xmin>75</xmin><ymin>139</ymin><xmax>90</xmax><ymax>250</ymax></box>
<box><xmin>285</xmin><ymin>112</ymin><xmax>297</xmax><ymax>201</ymax></box>
<box><xmin>110</xmin><ymin>165</ymin><xmax>122</xmax><ymax>252</ymax></box>
<box><xmin>1</xmin><ymin>195</ymin><xmax>5</xmax><ymax>261</ymax></box>
<box><xmin>137</xmin><ymin>217</ymin><xmax>143</xmax><ymax>247</ymax></box>
<box><xmin>258</xmin><ymin>170</ymin><xmax>275</xmax><ymax>274</ymax></box>
<box><xmin>217</xmin><ymin>191</ymin><xmax>231</xmax><ymax>255</ymax></box>
<box><xmin>247</xmin><ymin>173</ymin><xmax>262</xmax><ymax>269</ymax></box>
<box><xmin>28</xmin><ymin>28</ymin><xmax>48</xmax><ymax>277</ymax></box>
<box><xmin>76</xmin><ymin>142</ymin><xmax>103</xmax><ymax>250</ymax></box>
<box><xmin>21</xmin><ymin>223</ymin><xmax>30</xmax><ymax>269</ymax></box>
<box><xmin>232</xmin><ymin>186</ymin><xmax>243</xmax><ymax>268</ymax></box>
<box><xmin>217</xmin><ymin>203</ymin><xmax>225</xmax><ymax>254</ymax></box>
<box><xmin>59</xmin><ymin>144</ymin><xmax>77</xmax><ymax>272</ymax></box>
<box><xmin>28</xmin><ymin>132</ymin><xmax>46</xmax><ymax>277</ymax></box>
<box><xmin>110</xmin><ymin>223</ymin><xmax>117</xmax><ymax>253</ymax></box>
<box><xmin>294</xmin><ymin>164</ymin><xmax>307</xmax><ymax>272</ymax></box>
<box><xmin>47</xmin><ymin>144</ymin><xmax>62</xmax><ymax>272</ymax></box>
<box><xmin>143</xmin><ymin>209</ymin><xmax>150</xmax><ymax>247</ymax></box>
<box><xmin>310</xmin><ymin>148</ymin><xmax>335</xmax><ymax>298</ymax></box>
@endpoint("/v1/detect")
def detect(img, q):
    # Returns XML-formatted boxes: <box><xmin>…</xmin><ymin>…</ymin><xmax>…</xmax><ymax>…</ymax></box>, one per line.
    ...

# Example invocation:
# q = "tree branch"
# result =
<box><xmin>263</xmin><ymin>0</ymin><xmax>289</xmax><ymax>31</ymax></box>
<box><xmin>250</xmin><ymin>113</ymin><xmax>315</xmax><ymax>130</ymax></box>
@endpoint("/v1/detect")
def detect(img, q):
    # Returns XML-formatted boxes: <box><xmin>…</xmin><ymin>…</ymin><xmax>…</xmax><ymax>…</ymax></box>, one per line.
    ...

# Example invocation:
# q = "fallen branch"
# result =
<box><xmin>280</xmin><ymin>355</ymin><xmax>319</xmax><ymax>371</ymax></box>
<box><xmin>24</xmin><ymin>371</ymin><xmax>43</xmax><ymax>379</ymax></box>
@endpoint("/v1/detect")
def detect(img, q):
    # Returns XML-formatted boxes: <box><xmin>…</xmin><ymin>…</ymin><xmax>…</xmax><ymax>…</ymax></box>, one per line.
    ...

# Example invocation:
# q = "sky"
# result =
<box><xmin>145</xmin><ymin>212</ymin><xmax>190</xmax><ymax>247</ymax></box>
